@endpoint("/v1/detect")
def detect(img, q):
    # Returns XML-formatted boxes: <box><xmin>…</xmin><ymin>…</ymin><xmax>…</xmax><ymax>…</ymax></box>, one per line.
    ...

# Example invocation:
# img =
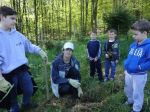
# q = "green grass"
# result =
<box><xmin>1</xmin><ymin>37</ymin><xmax>150</xmax><ymax>112</ymax></box>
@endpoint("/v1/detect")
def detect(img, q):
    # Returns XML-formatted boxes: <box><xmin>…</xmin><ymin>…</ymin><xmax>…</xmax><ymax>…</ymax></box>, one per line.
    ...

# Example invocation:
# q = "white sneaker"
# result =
<box><xmin>124</xmin><ymin>101</ymin><xmax>133</xmax><ymax>106</ymax></box>
<box><xmin>131</xmin><ymin>110</ymin><xmax>140</xmax><ymax>112</ymax></box>
<box><xmin>104</xmin><ymin>78</ymin><xmax>108</xmax><ymax>82</ymax></box>
<box><xmin>110</xmin><ymin>78</ymin><xmax>114</xmax><ymax>81</ymax></box>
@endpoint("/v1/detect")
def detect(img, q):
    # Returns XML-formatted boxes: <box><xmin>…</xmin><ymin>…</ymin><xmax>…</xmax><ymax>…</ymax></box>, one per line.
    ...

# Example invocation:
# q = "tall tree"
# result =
<box><xmin>56</xmin><ymin>0</ymin><xmax>60</xmax><ymax>39</ymax></box>
<box><xmin>91</xmin><ymin>0</ymin><xmax>98</xmax><ymax>31</ymax></box>
<box><xmin>85</xmin><ymin>0</ymin><xmax>89</xmax><ymax>34</ymax></box>
<box><xmin>34</xmin><ymin>0</ymin><xmax>38</xmax><ymax>44</ymax></box>
<box><xmin>80</xmin><ymin>0</ymin><xmax>84</xmax><ymax>35</ymax></box>
<box><xmin>69</xmin><ymin>0</ymin><xmax>72</xmax><ymax>37</ymax></box>
<box><xmin>51</xmin><ymin>0</ymin><xmax>54</xmax><ymax>38</ymax></box>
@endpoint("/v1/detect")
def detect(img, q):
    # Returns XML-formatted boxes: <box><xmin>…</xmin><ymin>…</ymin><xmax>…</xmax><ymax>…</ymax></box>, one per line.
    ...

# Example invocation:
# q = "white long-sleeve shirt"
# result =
<box><xmin>0</xmin><ymin>28</ymin><xmax>41</xmax><ymax>74</ymax></box>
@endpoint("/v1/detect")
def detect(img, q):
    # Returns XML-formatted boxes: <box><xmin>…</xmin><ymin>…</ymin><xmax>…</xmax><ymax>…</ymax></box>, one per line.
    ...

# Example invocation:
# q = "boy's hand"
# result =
<box><xmin>116</xmin><ymin>60</ymin><xmax>118</xmax><ymax>64</ymax></box>
<box><xmin>105</xmin><ymin>54</ymin><xmax>109</xmax><ymax>58</ymax></box>
<box><xmin>94</xmin><ymin>57</ymin><xmax>98</xmax><ymax>62</ymax></box>
<box><xmin>39</xmin><ymin>50</ymin><xmax>48</xmax><ymax>62</ymax></box>
<box><xmin>138</xmin><ymin>65</ymin><xmax>142</xmax><ymax>70</ymax></box>
<box><xmin>89</xmin><ymin>57</ymin><xmax>94</xmax><ymax>61</ymax></box>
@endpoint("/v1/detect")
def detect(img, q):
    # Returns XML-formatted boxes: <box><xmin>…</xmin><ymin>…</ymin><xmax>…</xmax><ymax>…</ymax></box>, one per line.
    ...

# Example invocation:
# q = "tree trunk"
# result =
<box><xmin>80</xmin><ymin>0</ymin><xmax>83</xmax><ymax>36</ymax></box>
<box><xmin>34</xmin><ymin>0</ymin><xmax>38</xmax><ymax>45</ymax></box>
<box><xmin>57</xmin><ymin>1</ymin><xmax>60</xmax><ymax>39</ymax></box>
<box><xmin>65</xmin><ymin>0</ymin><xmax>68</xmax><ymax>29</ymax></box>
<box><xmin>69</xmin><ymin>0</ymin><xmax>72</xmax><ymax>38</ymax></box>
<box><xmin>51</xmin><ymin>0</ymin><xmax>54</xmax><ymax>38</ymax></box>
<box><xmin>91</xmin><ymin>0</ymin><xmax>98</xmax><ymax>31</ymax></box>
<box><xmin>85</xmin><ymin>0</ymin><xmax>89</xmax><ymax>35</ymax></box>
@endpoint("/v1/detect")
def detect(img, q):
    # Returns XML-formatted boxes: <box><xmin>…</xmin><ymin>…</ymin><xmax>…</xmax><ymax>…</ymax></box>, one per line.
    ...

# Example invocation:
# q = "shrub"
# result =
<box><xmin>45</xmin><ymin>40</ymin><xmax>63</xmax><ymax>52</ymax></box>
<box><xmin>103</xmin><ymin>8</ymin><xmax>136</xmax><ymax>34</ymax></box>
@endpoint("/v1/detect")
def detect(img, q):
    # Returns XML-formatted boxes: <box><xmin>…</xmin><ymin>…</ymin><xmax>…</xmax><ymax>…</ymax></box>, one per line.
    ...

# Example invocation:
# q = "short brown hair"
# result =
<box><xmin>131</xmin><ymin>19</ymin><xmax>150</xmax><ymax>33</ymax></box>
<box><xmin>92</xmin><ymin>28</ymin><xmax>97</xmax><ymax>34</ymax></box>
<box><xmin>0</xmin><ymin>6</ymin><xmax>17</xmax><ymax>16</ymax></box>
<box><xmin>108</xmin><ymin>29</ymin><xmax>117</xmax><ymax>35</ymax></box>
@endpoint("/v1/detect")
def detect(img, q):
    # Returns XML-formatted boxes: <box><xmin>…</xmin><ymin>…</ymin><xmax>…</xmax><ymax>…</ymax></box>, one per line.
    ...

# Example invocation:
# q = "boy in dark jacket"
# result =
<box><xmin>104</xmin><ymin>29</ymin><xmax>119</xmax><ymax>81</ymax></box>
<box><xmin>87</xmin><ymin>31</ymin><xmax>103</xmax><ymax>81</ymax></box>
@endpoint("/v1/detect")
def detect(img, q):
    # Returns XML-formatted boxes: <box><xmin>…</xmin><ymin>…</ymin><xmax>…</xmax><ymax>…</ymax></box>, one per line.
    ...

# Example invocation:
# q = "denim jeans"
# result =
<box><xmin>104</xmin><ymin>59</ymin><xmax>116</xmax><ymax>79</ymax></box>
<box><xmin>10</xmin><ymin>71</ymin><xmax>33</xmax><ymax>112</ymax></box>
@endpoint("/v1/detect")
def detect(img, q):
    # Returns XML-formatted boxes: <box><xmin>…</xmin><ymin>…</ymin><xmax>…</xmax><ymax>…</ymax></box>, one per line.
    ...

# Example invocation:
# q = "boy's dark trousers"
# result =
<box><xmin>105</xmin><ymin>59</ymin><xmax>116</xmax><ymax>79</ymax></box>
<box><xmin>89</xmin><ymin>59</ymin><xmax>103</xmax><ymax>81</ymax></box>
<box><xmin>58</xmin><ymin>67</ymin><xmax>81</xmax><ymax>98</ymax></box>
<box><xmin>2</xmin><ymin>65</ymin><xmax>34</xmax><ymax>112</ymax></box>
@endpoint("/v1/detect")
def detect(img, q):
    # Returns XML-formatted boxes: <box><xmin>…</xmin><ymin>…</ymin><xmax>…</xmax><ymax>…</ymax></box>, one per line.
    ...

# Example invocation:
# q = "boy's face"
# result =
<box><xmin>0</xmin><ymin>15</ymin><xmax>17</xmax><ymax>29</ymax></box>
<box><xmin>63</xmin><ymin>48</ymin><xmax>73</xmax><ymax>60</ymax></box>
<box><xmin>108</xmin><ymin>31</ymin><xmax>116</xmax><ymax>39</ymax></box>
<box><xmin>90</xmin><ymin>32</ymin><xmax>96</xmax><ymax>39</ymax></box>
<box><xmin>131</xmin><ymin>30</ymin><xmax>147</xmax><ymax>41</ymax></box>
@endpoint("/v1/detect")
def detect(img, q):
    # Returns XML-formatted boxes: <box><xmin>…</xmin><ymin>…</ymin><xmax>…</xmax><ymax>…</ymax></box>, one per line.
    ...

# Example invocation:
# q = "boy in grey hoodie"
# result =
<box><xmin>0</xmin><ymin>6</ymin><xmax>47</xmax><ymax>112</ymax></box>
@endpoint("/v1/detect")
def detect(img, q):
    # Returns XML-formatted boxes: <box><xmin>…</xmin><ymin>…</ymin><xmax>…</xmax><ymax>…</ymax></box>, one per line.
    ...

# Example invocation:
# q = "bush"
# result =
<box><xmin>103</xmin><ymin>8</ymin><xmax>136</xmax><ymax>34</ymax></box>
<box><xmin>45</xmin><ymin>40</ymin><xmax>63</xmax><ymax>52</ymax></box>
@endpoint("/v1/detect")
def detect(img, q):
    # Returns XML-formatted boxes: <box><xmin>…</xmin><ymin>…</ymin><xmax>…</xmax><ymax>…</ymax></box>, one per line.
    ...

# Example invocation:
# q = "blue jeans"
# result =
<box><xmin>10</xmin><ymin>71</ymin><xmax>33</xmax><ymax>112</ymax></box>
<box><xmin>105</xmin><ymin>60</ymin><xmax>116</xmax><ymax>79</ymax></box>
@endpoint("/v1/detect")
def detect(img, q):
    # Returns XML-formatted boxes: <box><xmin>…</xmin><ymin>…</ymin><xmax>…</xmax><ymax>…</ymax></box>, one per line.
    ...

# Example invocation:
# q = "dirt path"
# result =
<box><xmin>29</xmin><ymin>96</ymin><xmax>108</xmax><ymax>112</ymax></box>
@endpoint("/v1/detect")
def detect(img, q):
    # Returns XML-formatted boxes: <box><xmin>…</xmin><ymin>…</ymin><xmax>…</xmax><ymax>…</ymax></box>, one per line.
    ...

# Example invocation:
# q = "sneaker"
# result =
<box><xmin>90</xmin><ymin>76</ymin><xmax>94</xmax><ymax>79</ymax></box>
<box><xmin>104</xmin><ymin>78</ymin><xmax>108</xmax><ymax>82</ymax></box>
<box><xmin>99</xmin><ymin>78</ymin><xmax>104</xmax><ymax>82</ymax></box>
<box><xmin>131</xmin><ymin>110</ymin><xmax>140</xmax><ymax>112</ymax></box>
<box><xmin>124</xmin><ymin>101</ymin><xmax>133</xmax><ymax>106</ymax></box>
<box><xmin>99</xmin><ymin>79</ymin><xmax>104</xmax><ymax>83</ymax></box>
<box><xmin>8</xmin><ymin>104</ymin><xmax>20</xmax><ymax>112</ymax></box>
<box><xmin>8</xmin><ymin>109</ymin><xmax>19</xmax><ymax>112</ymax></box>
<box><xmin>110</xmin><ymin>78</ymin><xmax>114</xmax><ymax>81</ymax></box>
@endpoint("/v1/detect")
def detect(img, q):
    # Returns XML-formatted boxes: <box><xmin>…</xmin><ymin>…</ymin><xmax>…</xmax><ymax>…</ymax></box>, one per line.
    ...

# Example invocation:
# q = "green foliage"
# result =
<box><xmin>119</xmin><ymin>37</ymin><xmax>133</xmax><ymax>61</ymax></box>
<box><xmin>103</xmin><ymin>8</ymin><xmax>136</xmax><ymax>34</ymax></box>
<box><xmin>45</xmin><ymin>40</ymin><xmax>64</xmax><ymax>52</ymax></box>
<box><xmin>98</xmin><ymin>91</ymin><xmax>130</xmax><ymax>112</ymax></box>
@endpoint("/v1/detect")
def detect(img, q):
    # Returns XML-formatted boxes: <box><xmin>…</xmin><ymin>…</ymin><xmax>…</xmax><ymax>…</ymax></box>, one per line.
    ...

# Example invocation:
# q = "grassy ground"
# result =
<box><xmin>1</xmin><ymin>36</ymin><xmax>150</xmax><ymax>112</ymax></box>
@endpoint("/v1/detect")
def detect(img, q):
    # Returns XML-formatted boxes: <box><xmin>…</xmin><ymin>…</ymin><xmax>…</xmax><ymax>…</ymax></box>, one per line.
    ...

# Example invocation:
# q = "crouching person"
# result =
<box><xmin>51</xmin><ymin>42</ymin><xmax>83</xmax><ymax>98</ymax></box>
